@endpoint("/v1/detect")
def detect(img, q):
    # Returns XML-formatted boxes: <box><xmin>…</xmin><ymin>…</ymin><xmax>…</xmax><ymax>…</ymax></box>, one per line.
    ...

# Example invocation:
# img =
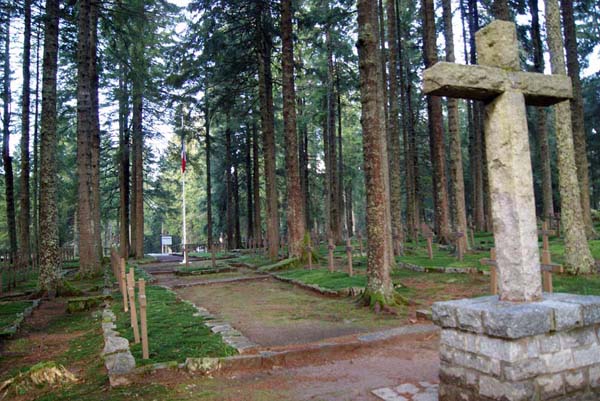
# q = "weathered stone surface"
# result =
<box><xmin>478</xmin><ymin>335</ymin><xmax>526</xmax><ymax>362</ymax></box>
<box><xmin>483</xmin><ymin>302</ymin><xmax>552</xmax><ymax>338</ymax></box>
<box><xmin>185</xmin><ymin>357</ymin><xmax>220</xmax><ymax>374</ymax></box>
<box><xmin>590</xmin><ymin>364</ymin><xmax>600</xmax><ymax>388</ymax></box>
<box><xmin>559</xmin><ymin>326</ymin><xmax>598</xmax><ymax>349</ymax></box>
<box><xmin>564</xmin><ymin>370</ymin><xmax>586</xmax><ymax>393</ymax></box>
<box><xmin>479</xmin><ymin>376</ymin><xmax>534</xmax><ymax>401</ymax></box>
<box><xmin>104</xmin><ymin>351</ymin><xmax>136</xmax><ymax>375</ymax></box>
<box><xmin>476</xmin><ymin>21</ymin><xmax>520</xmax><ymax>71</ymax></box>
<box><xmin>371</xmin><ymin>388</ymin><xmax>408</xmax><ymax>401</ymax></box>
<box><xmin>541</xmin><ymin>349</ymin><xmax>574</xmax><ymax>373</ymax></box>
<box><xmin>394</xmin><ymin>383</ymin><xmax>420</xmax><ymax>395</ymax></box>
<box><xmin>572</xmin><ymin>344</ymin><xmax>600</xmax><ymax>368</ymax></box>
<box><xmin>103</xmin><ymin>335</ymin><xmax>130</xmax><ymax>356</ymax></box>
<box><xmin>484</xmin><ymin>90</ymin><xmax>542</xmax><ymax>302</ymax></box>
<box><xmin>536</xmin><ymin>373</ymin><xmax>565</xmax><ymax>399</ymax></box>
<box><xmin>538</xmin><ymin>298</ymin><xmax>582</xmax><ymax>330</ymax></box>
<box><xmin>559</xmin><ymin>295</ymin><xmax>600</xmax><ymax>325</ymax></box>
<box><xmin>423</xmin><ymin>62</ymin><xmax>572</xmax><ymax>107</ymax></box>
<box><xmin>538</xmin><ymin>333</ymin><xmax>562</xmax><ymax>354</ymax></box>
<box><xmin>413</xmin><ymin>391</ymin><xmax>437</xmax><ymax>401</ymax></box>
<box><xmin>503</xmin><ymin>358</ymin><xmax>545</xmax><ymax>381</ymax></box>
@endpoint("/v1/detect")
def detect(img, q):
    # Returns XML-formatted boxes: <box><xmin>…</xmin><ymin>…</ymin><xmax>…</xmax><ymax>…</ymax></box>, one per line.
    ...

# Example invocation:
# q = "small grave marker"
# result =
<box><xmin>138</xmin><ymin>278</ymin><xmax>149</xmax><ymax>359</ymax></box>
<box><xmin>328</xmin><ymin>238</ymin><xmax>335</xmax><ymax>273</ymax></box>
<box><xmin>451</xmin><ymin>232</ymin><xmax>465</xmax><ymax>261</ymax></box>
<box><xmin>538</xmin><ymin>221</ymin><xmax>556</xmax><ymax>252</ymax></box>
<box><xmin>126</xmin><ymin>270</ymin><xmax>140</xmax><ymax>344</ymax></box>
<box><xmin>540</xmin><ymin>249</ymin><xmax>562</xmax><ymax>293</ymax></box>
<box><xmin>480</xmin><ymin>247</ymin><xmax>498</xmax><ymax>295</ymax></box>
<box><xmin>119</xmin><ymin>258</ymin><xmax>128</xmax><ymax>312</ymax></box>
<box><xmin>346</xmin><ymin>238</ymin><xmax>353</xmax><ymax>277</ymax></box>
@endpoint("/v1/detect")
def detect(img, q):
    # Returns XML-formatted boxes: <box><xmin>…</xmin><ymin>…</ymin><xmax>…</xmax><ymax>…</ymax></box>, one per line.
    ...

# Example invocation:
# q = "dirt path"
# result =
<box><xmin>164</xmin><ymin>331</ymin><xmax>440</xmax><ymax>401</ymax></box>
<box><xmin>174</xmin><ymin>278</ymin><xmax>407</xmax><ymax>348</ymax></box>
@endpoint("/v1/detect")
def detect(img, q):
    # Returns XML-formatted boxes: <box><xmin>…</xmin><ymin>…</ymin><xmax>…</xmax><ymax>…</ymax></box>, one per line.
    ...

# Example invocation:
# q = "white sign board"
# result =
<box><xmin>161</xmin><ymin>235</ymin><xmax>172</xmax><ymax>246</ymax></box>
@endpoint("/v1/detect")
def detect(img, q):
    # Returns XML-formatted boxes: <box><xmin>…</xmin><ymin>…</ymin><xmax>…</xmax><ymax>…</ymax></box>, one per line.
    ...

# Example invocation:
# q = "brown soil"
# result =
<box><xmin>0</xmin><ymin>300</ymin><xmax>80</xmax><ymax>380</ymax></box>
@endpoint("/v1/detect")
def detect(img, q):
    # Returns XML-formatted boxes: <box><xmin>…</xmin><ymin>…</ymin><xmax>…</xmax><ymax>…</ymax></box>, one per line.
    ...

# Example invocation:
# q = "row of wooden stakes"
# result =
<box><xmin>110</xmin><ymin>251</ymin><xmax>150</xmax><ymax>359</ymax></box>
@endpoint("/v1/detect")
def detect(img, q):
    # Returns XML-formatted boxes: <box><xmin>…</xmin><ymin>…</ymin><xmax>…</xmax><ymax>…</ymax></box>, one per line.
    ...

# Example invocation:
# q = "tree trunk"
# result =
<box><xmin>246</xmin><ymin>127</ymin><xmax>254</xmax><ymax>243</ymax></box>
<box><xmin>326</xmin><ymin>27</ymin><xmax>341</xmax><ymax>244</ymax></box>
<box><xmin>252</xmin><ymin>122</ymin><xmax>261</xmax><ymax>246</ymax></box>
<box><xmin>386</xmin><ymin>0</ymin><xmax>404</xmax><ymax>254</ymax></box>
<box><xmin>442</xmin><ymin>0</ymin><xmax>468</xmax><ymax>250</ymax></box>
<box><xmin>529</xmin><ymin>0</ymin><xmax>554</xmax><ymax>220</ymax></box>
<box><xmin>118</xmin><ymin>66</ymin><xmax>130</xmax><ymax>258</ymax></box>
<box><xmin>76</xmin><ymin>0</ymin><xmax>100</xmax><ymax>276</ymax></box>
<box><xmin>357</xmin><ymin>0</ymin><xmax>394</xmax><ymax>308</ymax></box>
<box><xmin>18</xmin><ymin>0</ymin><xmax>32</xmax><ymax>269</ymax></box>
<box><xmin>32</xmin><ymin>23</ymin><xmax>42</xmax><ymax>263</ymax></box>
<box><xmin>560</xmin><ymin>0</ymin><xmax>595</xmax><ymax>238</ymax></box>
<box><xmin>256</xmin><ymin>2</ymin><xmax>279</xmax><ymax>259</ymax></box>
<box><xmin>281</xmin><ymin>0</ymin><xmax>305</xmax><ymax>257</ymax></box>
<box><xmin>225</xmin><ymin>123</ymin><xmax>234</xmax><ymax>249</ymax></box>
<box><xmin>233</xmin><ymin>160</ymin><xmax>241</xmax><ymax>249</ymax></box>
<box><xmin>544</xmin><ymin>0</ymin><xmax>594</xmax><ymax>274</ymax></box>
<box><xmin>345</xmin><ymin>185</ymin><xmax>354</xmax><ymax>237</ymax></box>
<box><xmin>38</xmin><ymin>0</ymin><xmax>61</xmax><ymax>296</ymax></box>
<box><xmin>3</xmin><ymin>10</ymin><xmax>17</xmax><ymax>263</ymax></box>
<box><xmin>131</xmin><ymin>78</ymin><xmax>144</xmax><ymax>258</ymax></box>
<box><xmin>422</xmin><ymin>0</ymin><xmax>450</xmax><ymax>243</ymax></box>
<box><xmin>491</xmin><ymin>0</ymin><xmax>511</xmax><ymax>20</ymax></box>
<box><xmin>89</xmin><ymin>0</ymin><xmax>102</xmax><ymax>259</ymax></box>
<box><xmin>205</xmin><ymin>103</ymin><xmax>213</xmax><ymax>250</ymax></box>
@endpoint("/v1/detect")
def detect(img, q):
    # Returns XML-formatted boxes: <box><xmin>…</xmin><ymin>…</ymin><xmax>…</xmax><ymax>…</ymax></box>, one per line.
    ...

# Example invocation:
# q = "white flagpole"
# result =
<box><xmin>181</xmin><ymin>112</ymin><xmax>188</xmax><ymax>264</ymax></box>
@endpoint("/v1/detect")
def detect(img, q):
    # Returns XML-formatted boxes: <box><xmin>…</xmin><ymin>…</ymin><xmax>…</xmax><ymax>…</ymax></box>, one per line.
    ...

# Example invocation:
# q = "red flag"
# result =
<box><xmin>181</xmin><ymin>140</ymin><xmax>187</xmax><ymax>173</ymax></box>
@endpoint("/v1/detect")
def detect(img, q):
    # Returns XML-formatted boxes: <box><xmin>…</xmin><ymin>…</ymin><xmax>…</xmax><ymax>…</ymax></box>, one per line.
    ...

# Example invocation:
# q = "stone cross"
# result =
<box><xmin>424</xmin><ymin>20</ymin><xmax>572</xmax><ymax>302</ymax></box>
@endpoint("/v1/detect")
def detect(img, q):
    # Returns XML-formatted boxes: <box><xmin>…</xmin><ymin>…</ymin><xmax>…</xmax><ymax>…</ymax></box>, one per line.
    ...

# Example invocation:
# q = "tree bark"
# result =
<box><xmin>357</xmin><ymin>0</ymin><xmax>394</xmax><ymax>308</ymax></box>
<box><xmin>205</xmin><ymin>103</ymin><xmax>213</xmax><ymax>250</ymax></box>
<box><xmin>422</xmin><ymin>0</ymin><xmax>450</xmax><ymax>243</ymax></box>
<box><xmin>544</xmin><ymin>0</ymin><xmax>594</xmax><ymax>274</ymax></box>
<box><xmin>18</xmin><ymin>0</ymin><xmax>32</xmax><ymax>269</ymax></box>
<box><xmin>131</xmin><ymin>76</ymin><xmax>144</xmax><ymax>258</ymax></box>
<box><xmin>3</xmin><ymin>9</ymin><xmax>17</xmax><ymax>263</ymax></box>
<box><xmin>252</xmin><ymin>122</ymin><xmax>261</xmax><ymax>246</ymax></box>
<box><xmin>386</xmin><ymin>0</ymin><xmax>404</xmax><ymax>255</ymax></box>
<box><xmin>529</xmin><ymin>0</ymin><xmax>554</xmax><ymax>221</ymax></box>
<box><xmin>225</xmin><ymin>122</ymin><xmax>234</xmax><ymax>249</ymax></box>
<box><xmin>491</xmin><ymin>0</ymin><xmax>511</xmax><ymax>20</ymax></box>
<box><xmin>442</xmin><ymin>0</ymin><xmax>468</xmax><ymax>250</ymax></box>
<box><xmin>38</xmin><ymin>0</ymin><xmax>61</xmax><ymax>296</ymax></box>
<box><xmin>560</xmin><ymin>0</ymin><xmax>595</xmax><ymax>238</ymax></box>
<box><xmin>245</xmin><ymin>127</ymin><xmax>253</xmax><ymax>243</ymax></box>
<box><xmin>281</xmin><ymin>0</ymin><xmax>305</xmax><ymax>257</ymax></box>
<box><xmin>118</xmin><ymin>66</ymin><xmax>130</xmax><ymax>258</ymax></box>
<box><xmin>256</xmin><ymin>2</ymin><xmax>279</xmax><ymax>259</ymax></box>
<box><xmin>32</xmin><ymin>22</ymin><xmax>42</xmax><ymax>263</ymax></box>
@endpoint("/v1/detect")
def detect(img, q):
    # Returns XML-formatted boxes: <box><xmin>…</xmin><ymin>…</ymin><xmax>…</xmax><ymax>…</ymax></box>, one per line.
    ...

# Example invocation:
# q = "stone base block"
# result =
<box><xmin>433</xmin><ymin>294</ymin><xmax>600</xmax><ymax>401</ymax></box>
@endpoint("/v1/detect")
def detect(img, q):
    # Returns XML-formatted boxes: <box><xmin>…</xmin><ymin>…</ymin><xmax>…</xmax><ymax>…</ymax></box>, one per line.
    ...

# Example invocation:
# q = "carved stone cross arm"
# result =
<box><xmin>423</xmin><ymin>62</ymin><xmax>572</xmax><ymax>106</ymax></box>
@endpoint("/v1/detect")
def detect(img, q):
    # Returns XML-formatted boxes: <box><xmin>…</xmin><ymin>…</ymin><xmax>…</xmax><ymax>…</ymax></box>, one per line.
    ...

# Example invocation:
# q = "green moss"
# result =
<box><xmin>111</xmin><ymin>285</ymin><xmax>236</xmax><ymax>365</ymax></box>
<box><xmin>0</xmin><ymin>300</ymin><xmax>36</xmax><ymax>330</ymax></box>
<box><xmin>276</xmin><ymin>268</ymin><xmax>366</xmax><ymax>290</ymax></box>
<box><xmin>257</xmin><ymin>257</ymin><xmax>300</xmax><ymax>272</ymax></box>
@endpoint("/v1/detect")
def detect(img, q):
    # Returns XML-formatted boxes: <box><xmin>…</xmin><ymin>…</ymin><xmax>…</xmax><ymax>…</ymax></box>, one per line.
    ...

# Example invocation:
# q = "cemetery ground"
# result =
<box><xmin>0</xmin><ymin>226</ymin><xmax>599</xmax><ymax>400</ymax></box>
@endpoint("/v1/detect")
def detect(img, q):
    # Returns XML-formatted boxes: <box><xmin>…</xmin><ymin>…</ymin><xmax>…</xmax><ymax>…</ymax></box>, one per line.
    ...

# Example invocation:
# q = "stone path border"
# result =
<box><xmin>0</xmin><ymin>299</ymin><xmax>40</xmax><ymax>336</ymax></box>
<box><xmin>271</xmin><ymin>273</ymin><xmax>363</xmax><ymax>298</ymax></box>
<box><xmin>101</xmin><ymin>303</ymin><xmax>136</xmax><ymax>386</ymax></box>
<box><xmin>372</xmin><ymin>381</ymin><xmax>439</xmax><ymax>401</ymax></box>
<box><xmin>110</xmin><ymin>323</ymin><xmax>439</xmax><ymax>385</ymax></box>
<box><xmin>170</xmin><ymin>275</ymin><xmax>270</xmax><ymax>289</ymax></box>
<box><xmin>399</xmin><ymin>262</ymin><xmax>480</xmax><ymax>275</ymax></box>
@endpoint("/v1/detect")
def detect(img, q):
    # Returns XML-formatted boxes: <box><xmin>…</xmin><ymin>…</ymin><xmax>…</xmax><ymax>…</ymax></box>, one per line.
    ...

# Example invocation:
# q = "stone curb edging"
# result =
<box><xmin>399</xmin><ymin>261</ymin><xmax>481</xmax><ymax>275</ymax></box>
<box><xmin>113</xmin><ymin>324</ymin><xmax>439</xmax><ymax>384</ymax></box>
<box><xmin>170</xmin><ymin>275</ymin><xmax>271</xmax><ymax>289</ymax></box>
<box><xmin>174</xmin><ymin>267</ymin><xmax>237</xmax><ymax>276</ymax></box>
<box><xmin>0</xmin><ymin>299</ymin><xmax>41</xmax><ymax>336</ymax></box>
<box><xmin>270</xmin><ymin>274</ymin><xmax>363</xmax><ymax>298</ymax></box>
<box><xmin>101</xmin><ymin>302</ymin><xmax>136</xmax><ymax>387</ymax></box>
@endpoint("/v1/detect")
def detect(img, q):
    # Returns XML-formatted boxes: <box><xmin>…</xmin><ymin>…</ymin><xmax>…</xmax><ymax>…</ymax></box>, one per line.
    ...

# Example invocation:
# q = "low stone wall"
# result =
<box><xmin>399</xmin><ymin>261</ymin><xmax>479</xmax><ymax>274</ymax></box>
<box><xmin>433</xmin><ymin>293</ymin><xmax>600</xmax><ymax>401</ymax></box>
<box><xmin>0</xmin><ymin>299</ymin><xmax>40</xmax><ymax>336</ymax></box>
<box><xmin>271</xmin><ymin>274</ymin><xmax>363</xmax><ymax>298</ymax></box>
<box><xmin>101</xmin><ymin>305</ymin><xmax>136</xmax><ymax>386</ymax></box>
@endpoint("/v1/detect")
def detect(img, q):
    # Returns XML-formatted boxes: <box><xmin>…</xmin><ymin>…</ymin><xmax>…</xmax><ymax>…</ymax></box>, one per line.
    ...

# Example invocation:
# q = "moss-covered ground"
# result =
<box><xmin>0</xmin><ymin>300</ymin><xmax>36</xmax><ymax>330</ymax></box>
<box><xmin>111</xmin><ymin>284</ymin><xmax>236</xmax><ymax>365</ymax></box>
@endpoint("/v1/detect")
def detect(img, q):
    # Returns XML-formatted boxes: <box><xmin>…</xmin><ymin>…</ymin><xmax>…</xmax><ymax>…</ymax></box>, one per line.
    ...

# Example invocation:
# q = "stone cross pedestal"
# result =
<box><xmin>425</xmin><ymin>21</ymin><xmax>600</xmax><ymax>401</ymax></box>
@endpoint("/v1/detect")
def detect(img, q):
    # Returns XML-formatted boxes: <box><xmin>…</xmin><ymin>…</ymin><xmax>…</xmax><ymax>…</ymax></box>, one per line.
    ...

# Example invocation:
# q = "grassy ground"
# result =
<box><xmin>111</xmin><ymin>284</ymin><xmax>236</xmax><ymax>365</ymax></box>
<box><xmin>0</xmin><ymin>300</ymin><xmax>36</xmax><ymax>330</ymax></box>
<box><xmin>276</xmin><ymin>269</ymin><xmax>367</xmax><ymax>290</ymax></box>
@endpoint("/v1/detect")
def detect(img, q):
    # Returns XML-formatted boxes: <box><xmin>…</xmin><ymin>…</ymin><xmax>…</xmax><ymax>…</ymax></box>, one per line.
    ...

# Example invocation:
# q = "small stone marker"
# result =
<box><xmin>451</xmin><ymin>232</ymin><xmax>465</xmax><ymax>261</ymax></box>
<box><xmin>420</xmin><ymin>223</ymin><xmax>435</xmax><ymax>260</ymax></box>
<box><xmin>126</xmin><ymin>270</ymin><xmax>140</xmax><ymax>344</ymax></box>
<box><xmin>537</xmin><ymin>220</ymin><xmax>556</xmax><ymax>251</ymax></box>
<box><xmin>346</xmin><ymin>238</ymin><xmax>353</xmax><ymax>277</ymax></box>
<box><xmin>119</xmin><ymin>258</ymin><xmax>128</xmax><ymax>312</ymax></box>
<box><xmin>479</xmin><ymin>247</ymin><xmax>498</xmax><ymax>295</ymax></box>
<box><xmin>328</xmin><ymin>238</ymin><xmax>335</xmax><ymax>273</ymax></box>
<box><xmin>138</xmin><ymin>278</ymin><xmax>149</xmax><ymax>360</ymax></box>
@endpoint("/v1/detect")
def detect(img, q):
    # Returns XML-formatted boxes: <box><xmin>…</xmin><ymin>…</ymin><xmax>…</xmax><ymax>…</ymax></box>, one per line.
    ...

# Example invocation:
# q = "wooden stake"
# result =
<box><xmin>480</xmin><ymin>247</ymin><xmax>498</xmax><ymax>295</ymax></box>
<box><xmin>425</xmin><ymin>235</ymin><xmax>434</xmax><ymax>260</ymax></box>
<box><xmin>328</xmin><ymin>238</ymin><xmax>335</xmax><ymax>273</ymax></box>
<box><xmin>346</xmin><ymin>238</ymin><xmax>353</xmax><ymax>277</ymax></box>
<box><xmin>120</xmin><ymin>258</ymin><xmax>128</xmax><ymax>312</ymax></box>
<box><xmin>127</xmin><ymin>270</ymin><xmax>140</xmax><ymax>344</ymax></box>
<box><xmin>138</xmin><ymin>278</ymin><xmax>149</xmax><ymax>359</ymax></box>
<box><xmin>358</xmin><ymin>233</ymin><xmax>364</xmax><ymax>257</ymax></box>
